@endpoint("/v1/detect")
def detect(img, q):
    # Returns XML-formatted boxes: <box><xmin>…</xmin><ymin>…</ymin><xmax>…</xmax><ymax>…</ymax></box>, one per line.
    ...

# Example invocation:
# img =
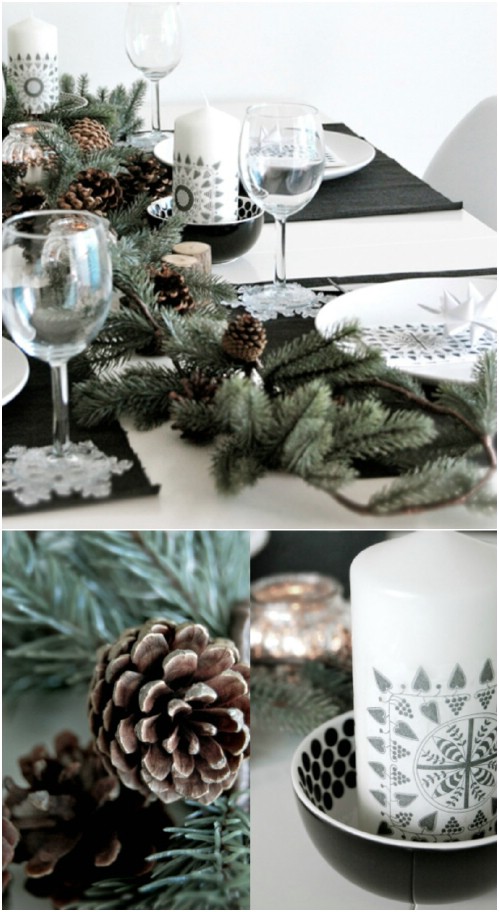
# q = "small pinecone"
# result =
<box><xmin>68</xmin><ymin>117</ymin><xmax>114</xmax><ymax>152</ymax></box>
<box><xmin>151</xmin><ymin>264</ymin><xmax>195</xmax><ymax>313</ymax></box>
<box><xmin>222</xmin><ymin>314</ymin><xmax>267</xmax><ymax>363</ymax></box>
<box><xmin>2</xmin><ymin>808</ymin><xmax>20</xmax><ymax>892</ymax></box>
<box><xmin>120</xmin><ymin>152</ymin><xmax>173</xmax><ymax>203</ymax></box>
<box><xmin>3</xmin><ymin>731</ymin><xmax>168</xmax><ymax>909</ymax></box>
<box><xmin>169</xmin><ymin>369</ymin><xmax>222</xmax><ymax>407</ymax></box>
<box><xmin>3</xmin><ymin>184</ymin><xmax>47</xmax><ymax>221</ymax></box>
<box><xmin>57</xmin><ymin>167</ymin><xmax>123</xmax><ymax>217</ymax></box>
<box><xmin>89</xmin><ymin>619</ymin><xmax>250</xmax><ymax>805</ymax></box>
<box><xmin>169</xmin><ymin>370</ymin><xmax>223</xmax><ymax>441</ymax></box>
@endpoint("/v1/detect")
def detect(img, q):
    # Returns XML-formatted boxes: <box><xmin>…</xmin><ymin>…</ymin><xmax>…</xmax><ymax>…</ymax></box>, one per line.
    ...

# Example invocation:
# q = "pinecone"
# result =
<box><xmin>3</xmin><ymin>731</ymin><xmax>168</xmax><ymax>909</ymax></box>
<box><xmin>169</xmin><ymin>370</ymin><xmax>224</xmax><ymax>442</ymax></box>
<box><xmin>57</xmin><ymin>168</ymin><xmax>123</xmax><ymax>217</ymax></box>
<box><xmin>151</xmin><ymin>264</ymin><xmax>195</xmax><ymax>313</ymax></box>
<box><xmin>3</xmin><ymin>184</ymin><xmax>47</xmax><ymax>221</ymax></box>
<box><xmin>169</xmin><ymin>369</ymin><xmax>222</xmax><ymax>407</ymax></box>
<box><xmin>89</xmin><ymin>619</ymin><xmax>250</xmax><ymax>805</ymax></box>
<box><xmin>2</xmin><ymin>808</ymin><xmax>20</xmax><ymax>892</ymax></box>
<box><xmin>120</xmin><ymin>151</ymin><xmax>173</xmax><ymax>204</ymax></box>
<box><xmin>68</xmin><ymin>117</ymin><xmax>114</xmax><ymax>152</ymax></box>
<box><xmin>222</xmin><ymin>314</ymin><xmax>267</xmax><ymax>363</ymax></box>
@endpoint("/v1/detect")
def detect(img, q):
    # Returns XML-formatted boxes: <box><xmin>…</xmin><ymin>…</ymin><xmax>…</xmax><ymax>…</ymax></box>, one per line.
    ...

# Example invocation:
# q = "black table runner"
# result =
<box><xmin>3</xmin><ymin>359</ymin><xmax>160</xmax><ymax>516</ymax></box>
<box><xmin>269</xmin><ymin>123</ymin><xmax>463</xmax><ymax>223</ymax></box>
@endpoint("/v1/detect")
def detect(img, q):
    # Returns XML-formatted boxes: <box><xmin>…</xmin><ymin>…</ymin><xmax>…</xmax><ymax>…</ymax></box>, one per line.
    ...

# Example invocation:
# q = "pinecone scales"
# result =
<box><xmin>89</xmin><ymin>619</ymin><xmax>250</xmax><ymax>805</ymax></box>
<box><xmin>222</xmin><ymin>313</ymin><xmax>267</xmax><ymax>363</ymax></box>
<box><xmin>3</xmin><ymin>731</ymin><xmax>166</xmax><ymax>908</ymax></box>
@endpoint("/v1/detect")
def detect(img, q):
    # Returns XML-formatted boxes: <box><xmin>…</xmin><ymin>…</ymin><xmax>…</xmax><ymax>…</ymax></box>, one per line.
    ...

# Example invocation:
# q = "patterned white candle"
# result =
<box><xmin>350</xmin><ymin>532</ymin><xmax>496</xmax><ymax>842</ymax></box>
<box><xmin>8</xmin><ymin>16</ymin><xmax>58</xmax><ymax>114</ymax></box>
<box><xmin>173</xmin><ymin>105</ymin><xmax>240</xmax><ymax>224</ymax></box>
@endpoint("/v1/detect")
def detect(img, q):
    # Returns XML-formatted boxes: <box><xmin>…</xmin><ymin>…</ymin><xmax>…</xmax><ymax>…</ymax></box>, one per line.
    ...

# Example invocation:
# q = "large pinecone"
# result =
<box><xmin>151</xmin><ymin>263</ymin><xmax>195</xmax><ymax>313</ymax></box>
<box><xmin>89</xmin><ymin>619</ymin><xmax>250</xmax><ymax>805</ymax></box>
<box><xmin>222</xmin><ymin>314</ymin><xmax>267</xmax><ymax>363</ymax></box>
<box><xmin>68</xmin><ymin>117</ymin><xmax>113</xmax><ymax>152</ymax></box>
<box><xmin>3</xmin><ymin>731</ymin><xmax>168</xmax><ymax>909</ymax></box>
<box><xmin>57</xmin><ymin>168</ymin><xmax>123</xmax><ymax>217</ymax></box>
<box><xmin>120</xmin><ymin>151</ymin><xmax>173</xmax><ymax>204</ymax></box>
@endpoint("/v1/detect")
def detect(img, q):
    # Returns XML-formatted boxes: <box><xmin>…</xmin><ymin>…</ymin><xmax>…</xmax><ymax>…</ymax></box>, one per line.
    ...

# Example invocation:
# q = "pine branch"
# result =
<box><xmin>73</xmin><ymin>363</ymin><xmax>177</xmax><ymax>428</ymax></box>
<box><xmin>261</xmin><ymin>323</ymin><xmax>386</xmax><ymax>391</ymax></box>
<box><xmin>142</xmin><ymin>795</ymin><xmax>250</xmax><ymax>910</ymax></box>
<box><xmin>74</xmin><ymin>795</ymin><xmax>250</xmax><ymax>910</ymax></box>
<box><xmin>81</xmin><ymin>311</ymin><xmax>163</xmax><ymax>373</ymax></box>
<box><xmin>252</xmin><ymin>664</ymin><xmax>352</xmax><ymax>735</ymax></box>
<box><xmin>3</xmin><ymin>531</ymin><xmax>249</xmax><ymax>695</ymax></box>
<box><xmin>334</xmin><ymin>457</ymin><xmax>496</xmax><ymax>516</ymax></box>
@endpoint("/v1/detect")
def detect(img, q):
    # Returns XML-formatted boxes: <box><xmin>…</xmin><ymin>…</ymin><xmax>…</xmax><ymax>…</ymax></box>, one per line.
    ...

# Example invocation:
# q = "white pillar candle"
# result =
<box><xmin>350</xmin><ymin>532</ymin><xmax>496</xmax><ymax>842</ymax></box>
<box><xmin>8</xmin><ymin>17</ymin><xmax>58</xmax><ymax>114</ymax></box>
<box><xmin>173</xmin><ymin>105</ymin><xmax>240</xmax><ymax>224</ymax></box>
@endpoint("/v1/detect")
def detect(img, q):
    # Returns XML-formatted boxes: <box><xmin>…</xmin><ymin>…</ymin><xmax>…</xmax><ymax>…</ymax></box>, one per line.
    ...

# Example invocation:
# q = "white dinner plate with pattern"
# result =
<box><xmin>315</xmin><ymin>276</ymin><xmax>497</xmax><ymax>383</ymax></box>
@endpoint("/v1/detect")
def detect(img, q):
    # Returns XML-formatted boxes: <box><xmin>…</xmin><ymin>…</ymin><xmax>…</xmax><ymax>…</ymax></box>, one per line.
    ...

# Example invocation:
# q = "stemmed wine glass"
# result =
<box><xmin>238</xmin><ymin>102</ymin><xmax>325</xmax><ymax>317</ymax></box>
<box><xmin>125</xmin><ymin>2</ymin><xmax>182</xmax><ymax>149</ymax></box>
<box><xmin>2</xmin><ymin>210</ymin><xmax>131</xmax><ymax>506</ymax></box>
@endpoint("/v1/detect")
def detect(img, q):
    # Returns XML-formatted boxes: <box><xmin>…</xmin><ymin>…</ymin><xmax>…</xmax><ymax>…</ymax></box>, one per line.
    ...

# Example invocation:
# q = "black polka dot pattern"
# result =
<box><xmin>298</xmin><ymin>716</ymin><xmax>357</xmax><ymax>815</ymax></box>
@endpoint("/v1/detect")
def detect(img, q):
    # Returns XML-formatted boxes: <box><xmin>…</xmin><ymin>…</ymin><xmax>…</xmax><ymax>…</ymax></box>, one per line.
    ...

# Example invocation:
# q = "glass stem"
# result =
<box><xmin>274</xmin><ymin>218</ymin><xmax>287</xmax><ymax>288</ymax></box>
<box><xmin>151</xmin><ymin>79</ymin><xmax>161</xmax><ymax>134</ymax></box>
<box><xmin>51</xmin><ymin>362</ymin><xmax>70</xmax><ymax>455</ymax></box>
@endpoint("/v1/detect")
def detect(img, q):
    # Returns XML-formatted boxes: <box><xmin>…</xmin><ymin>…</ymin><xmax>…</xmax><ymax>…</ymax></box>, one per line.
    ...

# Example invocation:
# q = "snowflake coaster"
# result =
<box><xmin>3</xmin><ymin>441</ymin><xmax>133</xmax><ymax>507</ymax></box>
<box><xmin>233</xmin><ymin>285</ymin><xmax>331</xmax><ymax>320</ymax></box>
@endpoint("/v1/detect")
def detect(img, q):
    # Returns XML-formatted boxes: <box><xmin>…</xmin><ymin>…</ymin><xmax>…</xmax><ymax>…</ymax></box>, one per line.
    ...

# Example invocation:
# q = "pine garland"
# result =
<box><xmin>2</xmin><ymin>73</ymin><xmax>496</xmax><ymax>516</ymax></box>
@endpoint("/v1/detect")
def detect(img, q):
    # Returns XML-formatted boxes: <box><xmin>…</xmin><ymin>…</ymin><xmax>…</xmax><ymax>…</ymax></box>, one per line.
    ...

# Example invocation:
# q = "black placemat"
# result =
<box><xmin>267</xmin><ymin>123</ymin><xmax>463</xmax><ymax>223</ymax></box>
<box><xmin>3</xmin><ymin>358</ymin><xmax>160</xmax><ymax>515</ymax></box>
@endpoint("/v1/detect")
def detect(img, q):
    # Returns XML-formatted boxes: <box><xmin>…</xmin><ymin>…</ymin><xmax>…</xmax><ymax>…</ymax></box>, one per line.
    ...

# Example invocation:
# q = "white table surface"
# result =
<box><xmin>3</xmin><ymin>188</ymin><xmax>497</xmax><ymax>531</ymax></box>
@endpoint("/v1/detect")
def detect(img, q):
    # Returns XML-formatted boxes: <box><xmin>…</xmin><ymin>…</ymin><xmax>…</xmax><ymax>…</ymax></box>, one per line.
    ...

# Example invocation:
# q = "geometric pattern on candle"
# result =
<box><xmin>9</xmin><ymin>55</ymin><xmax>59</xmax><ymax>114</ymax></box>
<box><xmin>173</xmin><ymin>154</ymin><xmax>239</xmax><ymax>224</ymax></box>
<box><xmin>366</xmin><ymin>661</ymin><xmax>497</xmax><ymax>841</ymax></box>
<box><xmin>415</xmin><ymin>716</ymin><xmax>496</xmax><ymax>811</ymax></box>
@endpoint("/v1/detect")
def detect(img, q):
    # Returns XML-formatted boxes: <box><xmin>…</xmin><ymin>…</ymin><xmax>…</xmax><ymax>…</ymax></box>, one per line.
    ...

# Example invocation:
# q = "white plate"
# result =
<box><xmin>154</xmin><ymin>131</ymin><xmax>375</xmax><ymax>182</ymax></box>
<box><xmin>2</xmin><ymin>337</ymin><xmax>30</xmax><ymax>405</ymax></box>
<box><xmin>315</xmin><ymin>276</ymin><xmax>497</xmax><ymax>383</ymax></box>
<box><xmin>322</xmin><ymin>130</ymin><xmax>376</xmax><ymax>179</ymax></box>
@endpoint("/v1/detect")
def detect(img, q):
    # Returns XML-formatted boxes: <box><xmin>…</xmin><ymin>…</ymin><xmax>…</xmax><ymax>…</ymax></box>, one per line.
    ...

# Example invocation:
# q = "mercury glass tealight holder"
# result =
<box><xmin>250</xmin><ymin>573</ymin><xmax>351</xmax><ymax>666</ymax></box>
<box><xmin>2</xmin><ymin>121</ymin><xmax>55</xmax><ymax>186</ymax></box>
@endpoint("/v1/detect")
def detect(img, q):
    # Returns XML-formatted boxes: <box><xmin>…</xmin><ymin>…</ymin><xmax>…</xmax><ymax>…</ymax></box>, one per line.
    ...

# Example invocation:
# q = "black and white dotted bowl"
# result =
<box><xmin>291</xmin><ymin>711</ymin><xmax>496</xmax><ymax>905</ymax></box>
<box><xmin>147</xmin><ymin>195</ymin><xmax>264</xmax><ymax>264</ymax></box>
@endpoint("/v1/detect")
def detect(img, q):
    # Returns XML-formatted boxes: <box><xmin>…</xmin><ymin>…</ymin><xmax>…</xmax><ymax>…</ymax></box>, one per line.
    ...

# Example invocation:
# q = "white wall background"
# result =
<box><xmin>2</xmin><ymin>1</ymin><xmax>497</xmax><ymax>177</ymax></box>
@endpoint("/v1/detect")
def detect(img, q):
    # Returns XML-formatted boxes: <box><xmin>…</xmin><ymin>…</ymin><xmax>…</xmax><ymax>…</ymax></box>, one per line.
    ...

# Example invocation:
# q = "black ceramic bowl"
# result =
<box><xmin>291</xmin><ymin>712</ymin><xmax>496</xmax><ymax>905</ymax></box>
<box><xmin>147</xmin><ymin>195</ymin><xmax>264</xmax><ymax>264</ymax></box>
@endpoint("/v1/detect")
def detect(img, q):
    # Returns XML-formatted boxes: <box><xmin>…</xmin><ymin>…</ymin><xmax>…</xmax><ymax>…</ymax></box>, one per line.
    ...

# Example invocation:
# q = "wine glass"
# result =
<box><xmin>125</xmin><ymin>2</ymin><xmax>182</xmax><ymax>149</ymax></box>
<box><xmin>2</xmin><ymin>210</ymin><xmax>131</xmax><ymax>506</ymax></box>
<box><xmin>238</xmin><ymin>102</ymin><xmax>325</xmax><ymax>317</ymax></box>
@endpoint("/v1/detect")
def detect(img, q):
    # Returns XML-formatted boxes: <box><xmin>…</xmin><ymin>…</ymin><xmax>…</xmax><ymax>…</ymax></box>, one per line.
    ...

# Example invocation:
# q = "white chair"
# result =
<box><xmin>424</xmin><ymin>96</ymin><xmax>497</xmax><ymax>229</ymax></box>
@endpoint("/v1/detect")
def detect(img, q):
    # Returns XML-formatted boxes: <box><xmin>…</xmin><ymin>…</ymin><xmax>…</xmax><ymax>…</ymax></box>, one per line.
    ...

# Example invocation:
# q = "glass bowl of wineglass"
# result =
<box><xmin>291</xmin><ymin>712</ymin><xmax>496</xmax><ymax>908</ymax></box>
<box><xmin>238</xmin><ymin>102</ymin><xmax>325</xmax><ymax>317</ymax></box>
<box><xmin>125</xmin><ymin>2</ymin><xmax>182</xmax><ymax>149</ymax></box>
<box><xmin>2</xmin><ymin>210</ymin><xmax>132</xmax><ymax>507</ymax></box>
